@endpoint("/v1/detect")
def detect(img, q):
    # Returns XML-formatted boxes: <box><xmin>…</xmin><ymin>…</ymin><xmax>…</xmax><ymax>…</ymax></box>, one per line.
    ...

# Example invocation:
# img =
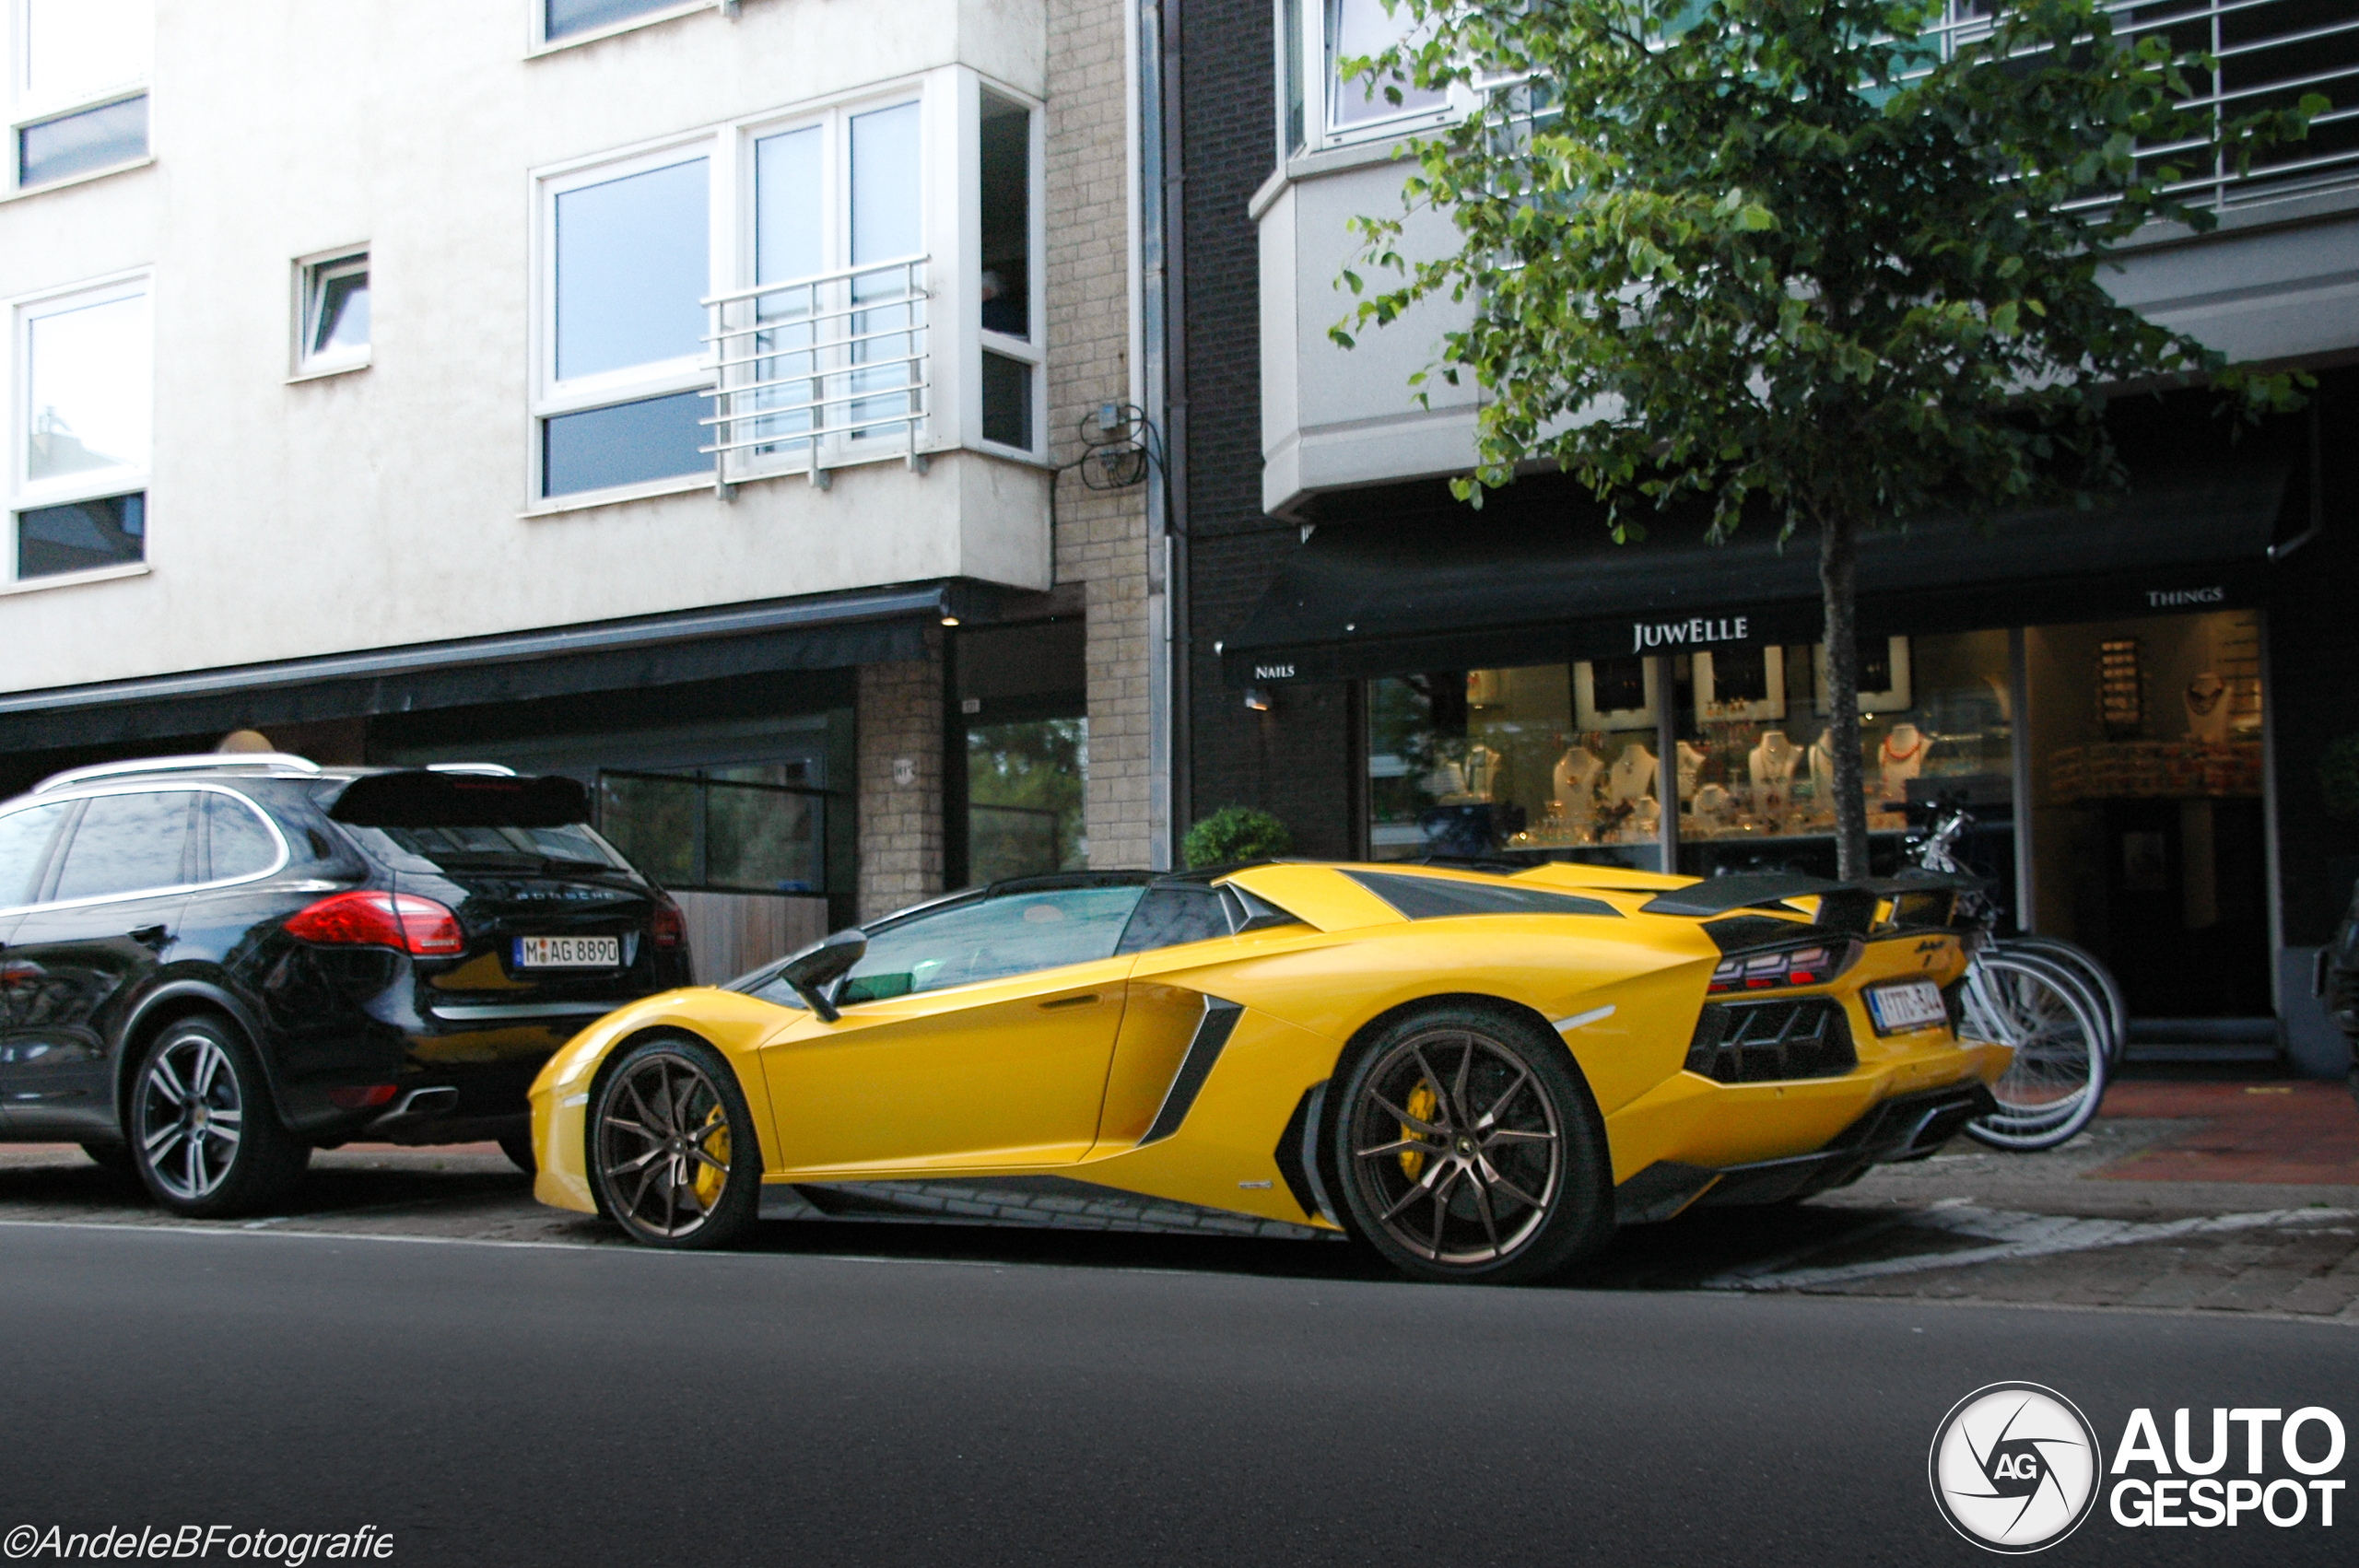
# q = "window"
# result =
<box><xmin>977</xmin><ymin>90</ymin><xmax>1039</xmax><ymax>453</ymax></box>
<box><xmin>1282</xmin><ymin>0</ymin><xmax>1460</xmax><ymax>155</ymax></box>
<box><xmin>203</xmin><ymin>793</ymin><xmax>285</xmax><ymax>883</ymax></box>
<box><xmin>536</xmin><ymin>148</ymin><xmax>712</xmax><ymax>497</ymax></box>
<box><xmin>542</xmin><ymin>0</ymin><xmax>706</xmax><ymax>45</ymax></box>
<box><xmin>0</xmin><ymin>800</ymin><xmax>71</xmax><ymax>906</ymax></box>
<box><xmin>536</xmin><ymin>72</ymin><xmax>1040</xmax><ymax>503</ymax></box>
<box><xmin>831</xmin><ymin>885</ymin><xmax>1146</xmax><ymax>1003</ymax></box>
<box><xmin>50</xmin><ymin>790</ymin><xmax>195</xmax><ymax>904</ymax></box>
<box><xmin>296</xmin><ymin>252</ymin><xmax>370</xmax><ymax>376</ymax></box>
<box><xmin>8</xmin><ymin>273</ymin><xmax>150</xmax><ymax>582</ymax></box>
<box><xmin>8</xmin><ymin>0</ymin><xmax>151</xmax><ymax>193</ymax></box>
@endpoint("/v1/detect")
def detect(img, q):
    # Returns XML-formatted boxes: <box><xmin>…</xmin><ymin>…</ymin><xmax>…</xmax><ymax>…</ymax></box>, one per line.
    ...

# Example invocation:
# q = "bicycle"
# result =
<box><xmin>1907</xmin><ymin>809</ymin><xmax>2113</xmax><ymax>1150</ymax></box>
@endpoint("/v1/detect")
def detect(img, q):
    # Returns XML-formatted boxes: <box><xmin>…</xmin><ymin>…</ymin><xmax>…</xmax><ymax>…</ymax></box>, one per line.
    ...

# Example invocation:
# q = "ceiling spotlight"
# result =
<box><xmin>940</xmin><ymin>614</ymin><xmax>960</xmax><ymax>626</ymax></box>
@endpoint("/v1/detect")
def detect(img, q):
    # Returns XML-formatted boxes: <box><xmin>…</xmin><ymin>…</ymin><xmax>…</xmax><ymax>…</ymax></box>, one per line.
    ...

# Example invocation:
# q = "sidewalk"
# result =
<box><xmin>1731</xmin><ymin>1076</ymin><xmax>2359</xmax><ymax>1318</ymax></box>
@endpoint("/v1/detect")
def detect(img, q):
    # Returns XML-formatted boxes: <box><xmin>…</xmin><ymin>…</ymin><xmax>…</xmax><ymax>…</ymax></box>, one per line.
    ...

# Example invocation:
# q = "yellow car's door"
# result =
<box><xmin>761</xmin><ymin>883</ymin><xmax>1146</xmax><ymax>1175</ymax></box>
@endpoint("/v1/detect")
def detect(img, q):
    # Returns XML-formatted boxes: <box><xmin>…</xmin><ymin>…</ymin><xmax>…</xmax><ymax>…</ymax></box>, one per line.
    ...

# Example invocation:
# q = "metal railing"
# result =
<box><xmin>1912</xmin><ymin>0</ymin><xmax>2359</xmax><ymax>211</ymax></box>
<box><xmin>700</xmin><ymin>254</ymin><xmax>931</xmax><ymax>486</ymax></box>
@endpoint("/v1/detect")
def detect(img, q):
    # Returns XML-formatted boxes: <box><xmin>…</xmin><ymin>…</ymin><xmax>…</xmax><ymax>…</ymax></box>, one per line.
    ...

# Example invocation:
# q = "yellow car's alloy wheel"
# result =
<box><xmin>1347</xmin><ymin>1025</ymin><xmax>1564</xmax><ymax>1268</ymax></box>
<box><xmin>594</xmin><ymin>1049</ymin><xmax>737</xmax><ymax>1241</ymax></box>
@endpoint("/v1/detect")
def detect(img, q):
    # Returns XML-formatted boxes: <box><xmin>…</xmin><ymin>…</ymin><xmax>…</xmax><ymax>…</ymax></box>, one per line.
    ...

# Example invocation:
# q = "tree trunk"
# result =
<box><xmin>1818</xmin><ymin>509</ymin><xmax>1871</xmax><ymax>880</ymax></box>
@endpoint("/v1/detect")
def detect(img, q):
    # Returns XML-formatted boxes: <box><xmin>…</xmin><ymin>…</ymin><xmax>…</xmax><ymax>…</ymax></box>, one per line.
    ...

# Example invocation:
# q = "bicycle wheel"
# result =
<box><xmin>1977</xmin><ymin>949</ymin><xmax>2110</xmax><ymax>1129</ymax></box>
<box><xmin>1960</xmin><ymin>951</ymin><xmax>2108</xmax><ymax>1150</ymax></box>
<box><xmin>2003</xmin><ymin>935</ymin><xmax>2130</xmax><ymax>1068</ymax></box>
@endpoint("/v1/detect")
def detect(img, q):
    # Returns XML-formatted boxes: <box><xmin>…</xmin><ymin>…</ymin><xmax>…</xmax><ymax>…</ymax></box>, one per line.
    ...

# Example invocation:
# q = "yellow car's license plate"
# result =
<box><xmin>513</xmin><ymin>935</ymin><xmax>620</xmax><ymax>969</ymax></box>
<box><xmin>1866</xmin><ymin>978</ymin><xmax>1948</xmax><ymax>1035</ymax></box>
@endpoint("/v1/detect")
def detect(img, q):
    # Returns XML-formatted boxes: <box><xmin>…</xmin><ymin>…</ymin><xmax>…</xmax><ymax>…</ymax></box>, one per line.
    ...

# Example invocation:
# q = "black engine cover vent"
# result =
<box><xmin>1684</xmin><ymin>999</ymin><xmax>1858</xmax><ymax>1084</ymax></box>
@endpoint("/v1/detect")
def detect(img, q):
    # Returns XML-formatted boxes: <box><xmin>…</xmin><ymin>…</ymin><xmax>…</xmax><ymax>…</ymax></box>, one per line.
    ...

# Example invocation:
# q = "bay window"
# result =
<box><xmin>535</xmin><ymin>69</ymin><xmax>1043</xmax><ymax>505</ymax></box>
<box><xmin>7</xmin><ymin>273</ymin><xmax>150</xmax><ymax>582</ymax></box>
<box><xmin>8</xmin><ymin>0</ymin><xmax>151</xmax><ymax>193</ymax></box>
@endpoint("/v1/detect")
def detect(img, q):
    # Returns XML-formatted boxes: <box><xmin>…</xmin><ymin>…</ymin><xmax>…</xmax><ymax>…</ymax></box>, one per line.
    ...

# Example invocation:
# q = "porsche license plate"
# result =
<box><xmin>513</xmin><ymin>935</ymin><xmax>619</xmax><ymax>969</ymax></box>
<box><xmin>1867</xmin><ymin>978</ymin><xmax>1948</xmax><ymax>1035</ymax></box>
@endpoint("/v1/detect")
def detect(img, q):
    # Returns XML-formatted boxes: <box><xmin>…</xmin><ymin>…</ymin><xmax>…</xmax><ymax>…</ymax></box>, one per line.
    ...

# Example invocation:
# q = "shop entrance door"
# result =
<box><xmin>2025</xmin><ymin>609</ymin><xmax>2270</xmax><ymax>1022</ymax></box>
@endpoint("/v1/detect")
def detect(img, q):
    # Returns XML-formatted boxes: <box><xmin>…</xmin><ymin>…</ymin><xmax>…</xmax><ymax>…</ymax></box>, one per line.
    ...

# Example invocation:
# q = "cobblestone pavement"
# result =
<box><xmin>3</xmin><ymin>1080</ymin><xmax>2353</xmax><ymax>1318</ymax></box>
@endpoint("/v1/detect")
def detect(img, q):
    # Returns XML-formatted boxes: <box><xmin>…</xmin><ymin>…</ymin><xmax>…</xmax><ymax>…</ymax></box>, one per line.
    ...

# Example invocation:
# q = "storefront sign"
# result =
<box><xmin>2145</xmin><ymin>585</ymin><xmax>2226</xmax><ymax>609</ymax></box>
<box><xmin>1630</xmin><ymin>614</ymin><xmax>1751</xmax><ymax>653</ymax></box>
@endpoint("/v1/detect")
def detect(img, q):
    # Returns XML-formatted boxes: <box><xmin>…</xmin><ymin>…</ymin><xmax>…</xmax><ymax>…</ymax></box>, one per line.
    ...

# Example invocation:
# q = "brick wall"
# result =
<box><xmin>857</xmin><ymin>657</ymin><xmax>944</xmax><ymax>921</ymax></box>
<box><xmin>1046</xmin><ymin>0</ymin><xmax>1155</xmax><ymax>871</ymax></box>
<box><xmin>1172</xmin><ymin>0</ymin><xmax>1361</xmax><ymax>859</ymax></box>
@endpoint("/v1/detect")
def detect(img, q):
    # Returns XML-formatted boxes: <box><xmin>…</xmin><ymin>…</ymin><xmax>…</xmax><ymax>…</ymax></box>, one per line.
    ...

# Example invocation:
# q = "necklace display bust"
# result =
<box><xmin>1607</xmin><ymin>743</ymin><xmax>1657</xmax><ymax>805</ymax></box>
<box><xmin>1879</xmin><ymin>722</ymin><xmax>1927</xmax><ymax>800</ymax></box>
<box><xmin>2184</xmin><ymin>672</ymin><xmax>2231</xmax><ymax>743</ymax></box>
<box><xmin>1674</xmin><ymin>741</ymin><xmax>1707</xmax><ymax>803</ymax></box>
<box><xmin>1749</xmin><ymin>730</ymin><xmax>1798</xmax><ymax>815</ymax></box>
<box><xmin>1553</xmin><ymin>745</ymin><xmax>1604</xmax><ymax>816</ymax></box>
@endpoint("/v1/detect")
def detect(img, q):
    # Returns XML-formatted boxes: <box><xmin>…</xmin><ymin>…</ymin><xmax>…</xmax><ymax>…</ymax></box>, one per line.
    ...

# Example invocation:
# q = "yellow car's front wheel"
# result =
<box><xmin>590</xmin><ymin>1036</ymin><xmax>760</xmax><ymax>1249</ymax></box>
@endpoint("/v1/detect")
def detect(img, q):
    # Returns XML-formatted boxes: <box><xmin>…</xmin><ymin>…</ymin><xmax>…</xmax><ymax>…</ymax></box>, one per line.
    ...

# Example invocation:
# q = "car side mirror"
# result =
<box><xmin>778</xmin><ymin>929</ymin><xmax>866</xmax><ymax>1023</ymax></box>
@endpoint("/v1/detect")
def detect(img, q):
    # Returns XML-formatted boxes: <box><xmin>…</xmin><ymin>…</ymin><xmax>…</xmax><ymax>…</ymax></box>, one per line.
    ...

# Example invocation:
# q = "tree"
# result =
<box><xmin>1335</xmin><ymin>0</ymin><xmax>2318</xmax><ymax>877</ymax></box>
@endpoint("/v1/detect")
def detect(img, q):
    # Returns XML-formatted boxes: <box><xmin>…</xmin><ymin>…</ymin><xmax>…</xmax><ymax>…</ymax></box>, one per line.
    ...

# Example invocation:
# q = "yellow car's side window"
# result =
<box><xmin>837</xmin><ymin>886</ymin><xmax>1146</xmax><ymax>1002</ymax></box>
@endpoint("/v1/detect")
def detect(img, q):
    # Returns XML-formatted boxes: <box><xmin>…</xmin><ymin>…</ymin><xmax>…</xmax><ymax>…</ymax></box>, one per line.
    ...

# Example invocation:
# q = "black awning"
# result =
<box><xmin>0</xmin><ymin>579</ymin><xmax>1014</xmax><ymax>754</ymax></box>
<box><xmin>1220</xmin><ymin>465</ymin><xmax>2290</xmax><ymax>685</ymax></box>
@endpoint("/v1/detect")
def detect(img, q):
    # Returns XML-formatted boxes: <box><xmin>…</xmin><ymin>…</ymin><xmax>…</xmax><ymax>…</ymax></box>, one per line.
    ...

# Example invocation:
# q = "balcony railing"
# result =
<box><xmin>1916</xmin><ymin>0</ymin><xmax>2359</xmax><ymax>211</ymax></box>
<box><xmin>701</xmin><ymin>255</ymin><xmax>931</xmax><ymax>487</ymax></box>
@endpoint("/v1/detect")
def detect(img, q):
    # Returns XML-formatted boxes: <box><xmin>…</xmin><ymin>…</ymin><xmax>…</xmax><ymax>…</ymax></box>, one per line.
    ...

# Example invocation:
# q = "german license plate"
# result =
<box><xmin>513</xmin><ymin>935</ymin><xmax>619</xmax><ymax>969</ymax></box>
<box><xmin>1867</xmin><ymin>978</ymin><xmax>1948</xmax><ymax>1035</ymax></box>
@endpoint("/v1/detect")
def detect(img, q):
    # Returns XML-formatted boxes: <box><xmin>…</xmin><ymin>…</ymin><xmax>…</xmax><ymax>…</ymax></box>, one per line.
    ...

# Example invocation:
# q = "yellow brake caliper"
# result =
<box><xmin>690</xmin><ymin>1109</ymin><xmax>731</xmax><ymax>1209</ymax></box>
<box><xmin>1400</xmin><ymin>1082</ymin><xmax>1437</xmax><ymax>1180</ymax></box>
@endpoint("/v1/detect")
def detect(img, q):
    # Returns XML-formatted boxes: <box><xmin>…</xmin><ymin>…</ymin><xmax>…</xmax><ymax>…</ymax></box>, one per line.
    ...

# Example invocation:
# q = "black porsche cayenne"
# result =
<box><xmin>0</xmin><ymin>754</ymin><xmax>691</xmax><ymax>1216</ymax></box>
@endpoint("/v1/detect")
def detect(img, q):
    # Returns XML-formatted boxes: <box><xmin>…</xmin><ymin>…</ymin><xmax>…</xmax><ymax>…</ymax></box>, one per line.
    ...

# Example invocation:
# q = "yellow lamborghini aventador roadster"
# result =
<box><xmin>527</xmin><ymin>860</ymin><xmax>2009</xmax><ymax>1282</ymax></box>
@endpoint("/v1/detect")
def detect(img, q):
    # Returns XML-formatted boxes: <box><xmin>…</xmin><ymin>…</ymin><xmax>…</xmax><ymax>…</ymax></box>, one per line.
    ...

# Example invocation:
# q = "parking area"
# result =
<box><xmin>7</xmin><ymin>1078</ymin><xmax>2353</xmax><ymax>1317</ymax></box>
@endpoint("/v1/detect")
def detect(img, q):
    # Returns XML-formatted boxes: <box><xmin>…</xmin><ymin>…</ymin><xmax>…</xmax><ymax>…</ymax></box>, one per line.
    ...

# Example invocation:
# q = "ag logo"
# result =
<box><xmin>1930</xmin><ymin>1383</ymin><xmax>2104</xmax><ymax>1552</ymax></box>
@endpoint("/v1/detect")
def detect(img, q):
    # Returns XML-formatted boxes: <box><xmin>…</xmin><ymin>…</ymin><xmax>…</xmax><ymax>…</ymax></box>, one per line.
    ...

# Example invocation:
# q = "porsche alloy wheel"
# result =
<box><xmin>591</xmin><ymin>1037</ymin><xmax>758</xmax><ymax>1249</ymax></box>
<box><xmin>130</xmin><ymin>1014</ymin><xmax>308</xmax><ymax>1218</ymax></box>
<box><xmin>1335</xmin><ymin>1008</ymin><xmax>1613</xmax><ymax>1284</ymax></box>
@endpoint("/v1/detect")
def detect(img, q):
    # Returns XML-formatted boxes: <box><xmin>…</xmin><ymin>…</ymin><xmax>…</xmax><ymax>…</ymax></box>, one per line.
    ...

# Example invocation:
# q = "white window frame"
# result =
<box><xmin>968</xmin><ymin>78</ymin><xmax>1047</xmax><ymax>464</ymax></box>
<box><xmin>292</xmin><ymin>246</ymin><xmax>370</xmax><ymax>380</ymax></box>
<box><xmin>529</xmin><ymin>132</ymin><xmax>726</xmax><ymax>505</ymax></box>
<box><xmin>5</xmin><ymin>0</ymin><xmax>152</xmax><ymax>197</ymax></box>
<box><xmin>526</xmin><ymin>65</ymin><xmax>1036</xmax><ymax>509</ymax></box>
<box><xmin>1281</xmin><ymin>0</ymin><xmax>1473</xmax><ymax>157</ymax></box>
<box><xmin>6</xmin><ymin>267</ymin><xmax>151</xmax><ymax>586</ymax></box>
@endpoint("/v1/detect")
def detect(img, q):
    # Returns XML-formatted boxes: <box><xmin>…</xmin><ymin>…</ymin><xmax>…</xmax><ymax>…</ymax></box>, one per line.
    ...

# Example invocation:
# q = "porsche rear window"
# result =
<box><xmin>1344</xmin><ymin>871</ymin><xmax>1620</xmax><ymax>921</ymax></box>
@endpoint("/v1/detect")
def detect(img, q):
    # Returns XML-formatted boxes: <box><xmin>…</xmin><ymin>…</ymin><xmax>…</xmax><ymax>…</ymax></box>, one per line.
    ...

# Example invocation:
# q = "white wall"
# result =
<box><xmin>1258</xmin><ymin>151</ymin><xmax>2359</xmax><ymax>519</ymax></box>
<box><xmin>0</xmin><ymin>0</ymin><xmax>1053</xmax><ymax>695</ymax></box>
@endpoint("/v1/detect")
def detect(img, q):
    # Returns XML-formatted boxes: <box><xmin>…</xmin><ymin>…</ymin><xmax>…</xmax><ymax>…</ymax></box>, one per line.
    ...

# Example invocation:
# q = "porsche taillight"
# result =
<box><xmin>1708</xmin><ymin>939</ymin><xmax>1860</xmax><ymax>994</ymax></box>
<box><xmin>287</xmin><ymin>891</ymin><xmax>466</xmax><ymax>956</ymax></box>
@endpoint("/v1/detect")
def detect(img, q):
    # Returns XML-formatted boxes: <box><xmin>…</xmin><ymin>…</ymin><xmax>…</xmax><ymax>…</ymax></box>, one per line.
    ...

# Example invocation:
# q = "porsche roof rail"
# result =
<box><xmin>424</xmin><ymin>763</ymin><xmax>518</xmax><ymax>777</ymax></box>
<box><xmin>32</xmin><ymin>753</ymin><xmax>324</xmax><ymax>794</ymax></box>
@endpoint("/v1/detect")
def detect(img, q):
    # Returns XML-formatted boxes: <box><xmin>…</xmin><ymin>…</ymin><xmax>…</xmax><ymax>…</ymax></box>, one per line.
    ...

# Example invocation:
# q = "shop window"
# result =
<box><xmin>2026</xmin><ymin>609</ymin><xmax>2268</xmax><ymax>1019</ymax></box>
<box><xmin>1364</xmin><ymin>632</ymin><xmax>2020</xmax><ymax>891</ymax></box>
<box><xmin>1367</xmin><ymin>665</ymin><xmax>1577</xmax><ymax>861</ymax></box>
<box><xmin>966</xmin><ymin>719</ymin><xmax>1088</xmax><ymax>883</ymax></box>
<box><xmin>596</xmin><ymin>766</ymin><xmax>827</xmax><ymax>894</ymax></box>
<box><xmin>957</xmin><ymin>620</ymin><xmax>1087</xmax><ymax>883</ymax></box>
<box><xmin>9</xmin><ymin>0</ymin><xmax>150</xmax><ymax>193</ymax></box>
<box><xmin>10</xmin><ymin>274</ymin><xmax>150</xmax><ymax>581</ymax></box>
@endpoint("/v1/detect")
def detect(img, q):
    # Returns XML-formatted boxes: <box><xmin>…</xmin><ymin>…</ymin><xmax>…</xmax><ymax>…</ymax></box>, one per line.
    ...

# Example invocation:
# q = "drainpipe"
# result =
<box><xmin>1140</xmin><ymin>0</ymin><xmax>1191</xmax><ymax>867</ymax></box>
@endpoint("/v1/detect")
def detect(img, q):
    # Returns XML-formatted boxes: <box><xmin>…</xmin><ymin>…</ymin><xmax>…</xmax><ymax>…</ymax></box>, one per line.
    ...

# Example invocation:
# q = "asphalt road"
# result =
<box><xmin>1</xmin><ymin>1222</ymin><xmax>2352</xmax><ymax>1567</ymax></box>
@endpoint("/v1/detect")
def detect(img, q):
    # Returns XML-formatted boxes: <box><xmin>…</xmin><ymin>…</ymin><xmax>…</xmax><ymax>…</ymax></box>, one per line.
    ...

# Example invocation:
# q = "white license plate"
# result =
<box><xmin>1867</xmin><ymin>978</ymin><xmax>1949</xmax><ymax>1035</ymax></box>
<box><xmin>513</xmin><ymin>935</ymin><xmax>620</xmax><ymax>969</ymax></box>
